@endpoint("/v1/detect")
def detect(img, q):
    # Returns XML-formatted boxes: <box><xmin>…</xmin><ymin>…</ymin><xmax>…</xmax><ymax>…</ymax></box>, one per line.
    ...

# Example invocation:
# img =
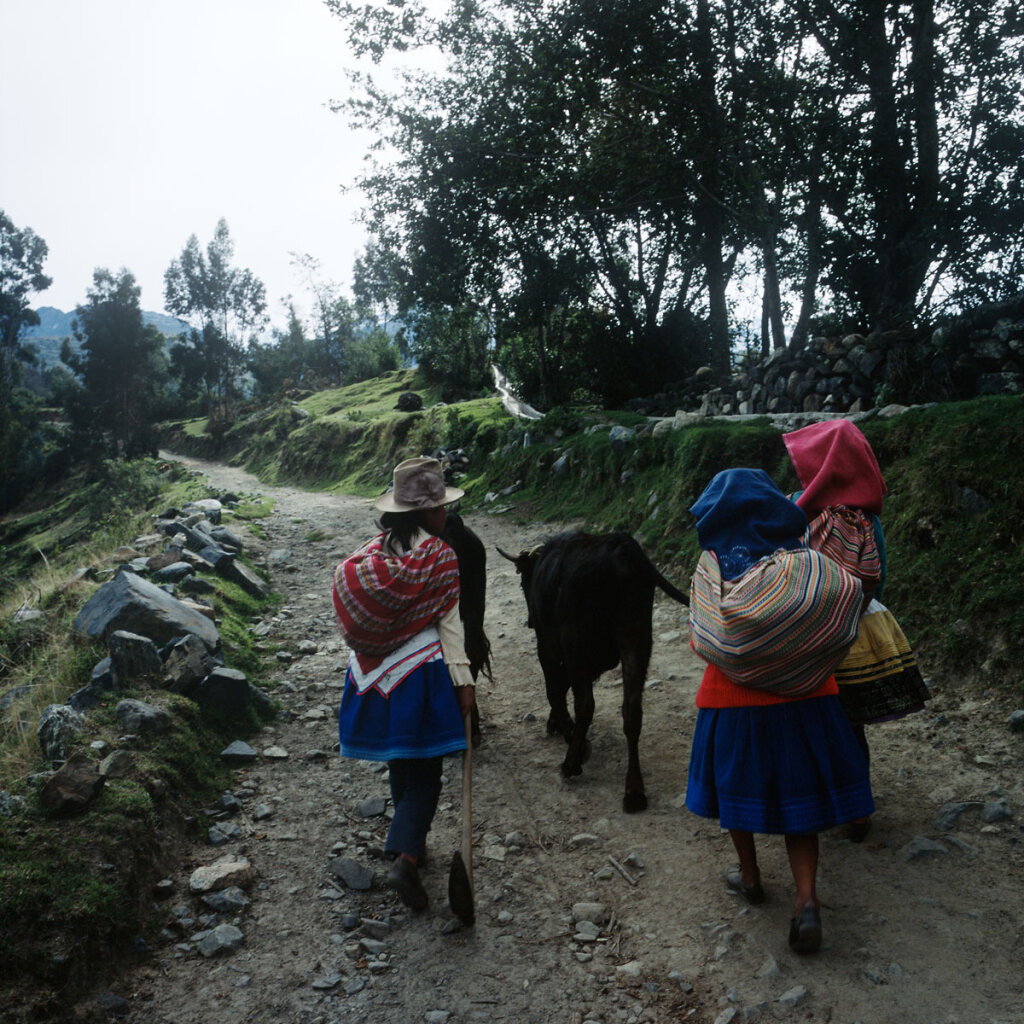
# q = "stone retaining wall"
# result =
<box><xmin>629</xmin><ymin>304</ymin><xmax>1024</xmax><ymax>418</ymax></box>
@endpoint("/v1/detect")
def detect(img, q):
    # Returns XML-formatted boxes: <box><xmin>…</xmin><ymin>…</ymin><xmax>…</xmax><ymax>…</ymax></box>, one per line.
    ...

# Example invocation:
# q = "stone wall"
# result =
<box><xmin>628</xmin><ymin>300</ymin><xmax>1024</xmax><ymax>418</ymax></box>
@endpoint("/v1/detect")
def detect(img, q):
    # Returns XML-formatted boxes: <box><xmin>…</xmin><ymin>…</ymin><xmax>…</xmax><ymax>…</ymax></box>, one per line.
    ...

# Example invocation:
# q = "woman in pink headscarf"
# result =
<box><xmin>784</xmin><ymin>419</ymin><xmax>931</xmax><ymax>842</ymax></box>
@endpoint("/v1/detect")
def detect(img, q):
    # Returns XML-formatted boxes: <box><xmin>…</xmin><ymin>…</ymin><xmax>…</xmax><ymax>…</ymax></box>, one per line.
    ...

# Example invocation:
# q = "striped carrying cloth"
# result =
<box><xmin>689</xmin><ymin>547</ymin><xmax>864</xmax><ymax>696</ymax></box>
<box><xmin>333</xmin><ymin>533</ymin><xmax>460</xmax><ymax>667</ymax></box>
<box><xmin>805</xmin><ymin>505</ymin><xmax>881</xmax><ymax>585</ymax></box>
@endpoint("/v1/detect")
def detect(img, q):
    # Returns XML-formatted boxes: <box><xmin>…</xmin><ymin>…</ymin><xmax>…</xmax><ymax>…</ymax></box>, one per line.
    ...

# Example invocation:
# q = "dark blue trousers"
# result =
<box><xmin>386</xmin><ymin>756</ymin><xmax>443</xmax><ymax>861</ymax></box>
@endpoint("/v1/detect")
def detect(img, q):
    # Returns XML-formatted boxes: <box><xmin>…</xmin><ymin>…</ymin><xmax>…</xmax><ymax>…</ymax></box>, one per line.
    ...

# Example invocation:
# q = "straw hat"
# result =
<box><xmin>373</xmin><ymin>457</ymin><xmax>464</xmax><ymax>512</ymax></box>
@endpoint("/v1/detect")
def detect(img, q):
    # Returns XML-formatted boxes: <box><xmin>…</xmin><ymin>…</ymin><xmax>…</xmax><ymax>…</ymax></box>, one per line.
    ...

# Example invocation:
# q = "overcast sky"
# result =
<box><xmin>1</xmin><ymin>0</ymin><xmax>415</xmax><ymax>327</ymax></box>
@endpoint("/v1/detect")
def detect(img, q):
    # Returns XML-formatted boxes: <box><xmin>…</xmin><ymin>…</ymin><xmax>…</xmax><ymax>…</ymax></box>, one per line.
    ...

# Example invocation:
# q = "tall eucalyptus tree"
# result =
<box><xmin>163</xmin><ymin>219</ymin><xmax>267</xmax><ymax>423</ymax></box>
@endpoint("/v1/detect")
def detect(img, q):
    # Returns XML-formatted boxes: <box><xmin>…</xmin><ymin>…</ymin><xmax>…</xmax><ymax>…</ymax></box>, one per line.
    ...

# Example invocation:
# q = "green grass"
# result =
<box><xmin>226</xmin><ymin>497</ymin><xmax>275</xmax><ymax>521</ymax></box>
<box><xmin>299</xmin><ymin>367</ymin><xmax>442</xmax><ymax>419</ymax></box>
<box><xmin>0</xmin><ymin>457</ymin><xmax>281</xmax><ymax>1016</ymax></box>
<box><xmin>466</xmin><ymin>396</ymin><xmax>1024</xmax><ymax>691</ymax></box>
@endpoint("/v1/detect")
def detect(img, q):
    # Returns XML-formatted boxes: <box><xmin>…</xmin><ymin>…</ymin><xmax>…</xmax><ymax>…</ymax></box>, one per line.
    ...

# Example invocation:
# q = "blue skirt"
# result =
<box><xmin>685</xmin><ymin>695</ymin><xmax>874</xmax><ymax>834</ymax></box>
<box><xmin>339</xmin><ymin>656</ymin><xmax>466</xmax><ymax>762</ymax></box>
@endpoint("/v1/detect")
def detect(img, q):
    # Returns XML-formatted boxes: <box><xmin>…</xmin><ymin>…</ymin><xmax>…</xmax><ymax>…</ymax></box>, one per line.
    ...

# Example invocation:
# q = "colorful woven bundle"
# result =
<box><xmin>333</xmin><ymin>534</ymin><xmax>460</xmax><ymax>660</ymax></box>
<box><xmin>805</xmin><ymin>505</ymin><xmax>881</xmax><ymax>585</ymax></box>
<box><xmin>689</xmin><ymin>547</ymin><xmax>863</xmax><ymax>696</ymax></box>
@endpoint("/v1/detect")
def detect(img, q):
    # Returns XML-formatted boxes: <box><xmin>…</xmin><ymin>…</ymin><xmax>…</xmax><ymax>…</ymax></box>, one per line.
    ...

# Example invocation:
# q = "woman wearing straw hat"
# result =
<box><xmin>332</xmin><ymin>457</ymin><xmax>476</xmax><ymax>912</ymax></box>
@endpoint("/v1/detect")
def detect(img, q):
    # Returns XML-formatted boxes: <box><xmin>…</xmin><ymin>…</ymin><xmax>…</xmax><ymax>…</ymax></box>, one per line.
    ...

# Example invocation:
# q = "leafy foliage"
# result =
<box><xmin>330</xmin><ymin>0</ymin><xmax>1024</xmax><ymax>406</ymax></box>
<box><xmin>61</xmin><ymin>269</ymin><xmax>169</xmax><ymax>460</ymax></box>
<box><xmin>164</xmin><ymin>219</ymin><xmax>268</xmax><ymax>425</ymax></box>
<box><xmin>0</xmin><ymin>210</ymin><xmax>52</xmax><ymax>511</ymax></box>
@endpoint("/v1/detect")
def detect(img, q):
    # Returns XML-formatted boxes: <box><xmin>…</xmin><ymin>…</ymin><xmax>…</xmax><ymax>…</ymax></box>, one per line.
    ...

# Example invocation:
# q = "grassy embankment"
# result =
<box><xmin>165</xmin><ymin>376</ymin><xmax>1024</xmax><ymax>691</ymax></box>
<box><xmin>0</xmin><ymin>458</ymin><xmax>278</xmax><ymax>1017</ymax></box>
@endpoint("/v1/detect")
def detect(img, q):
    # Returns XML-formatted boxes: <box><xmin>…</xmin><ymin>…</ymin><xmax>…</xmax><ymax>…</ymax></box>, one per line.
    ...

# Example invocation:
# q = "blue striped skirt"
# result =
<box><xmin>338</xmin><ymin>631</ymin><xmax>466</xmax><ymax>762</ymax></box>
<box><xmin>685</xmin><ymin>695</ymin><xmax>874</xmax><ymax>834</ymax></box>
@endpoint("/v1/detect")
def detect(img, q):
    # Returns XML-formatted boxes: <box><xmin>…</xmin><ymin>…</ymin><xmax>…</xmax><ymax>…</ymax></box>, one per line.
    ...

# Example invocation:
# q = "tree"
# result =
<box><xmin>333</xmin><ymin>0</ymin><xmax>746</xmax><ymax>389</ymax></box>
<box><xmin>404</xmin><ymin>303</ymin><xmax>492</xmax><ymax>399</ymax></box>
<box><xmin>249</xmin><ymin>302</ymin><xmax>310</xmax><ymax>398</ymax></box>
<box><xmin>1</xmin><ymin>210</ymin><xmax>51</xmax><ymax>393</ymax></box>
<box><xmin>352</xmin><ymin>236</ymin><xmax>411</xmax><ymax>335</ymax></box>
<box><xmin>1</xmin><ymin>210</ymin><xmax>52</xmax><ymax>510</ymax></box>
<box><xmin>164</xmin><ymin>219</ymin><xmax>267</xmax><ymax>422</ymax></box>
<box><xmin>792</xmin><ymin>0</ymin><xmax>1024</xmax><ymax>328</ymax></box>
<box><xmin>332</xmin><ymin>0</ymin><xmax>1024</xmax><ymax>404</ymax></box>
<box><xmin>62</xmin><ymin>269</ymin><xmax>168</xmax><ymax>459</ymax></box>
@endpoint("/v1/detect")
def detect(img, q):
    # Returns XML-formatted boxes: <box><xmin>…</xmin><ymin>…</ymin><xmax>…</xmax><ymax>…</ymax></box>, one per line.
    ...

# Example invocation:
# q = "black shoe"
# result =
<box><xmin>725</xmin><ymin>864</ymin><xmax>765</xmax><ymax>905</ymax></box>
<box><xmin>386</xmin><ymin>856</ymin><xmax>428</xmax><ymax>912</ymax></box>
<box><xmin>788</xmin><ymin>904</ymin><xmax>822</xmax><ymax>953</ymax></box>
<box><xmin>846</xmin><ymin>818</ymin><xmax>872</xmax><ymax>843</ymax></box>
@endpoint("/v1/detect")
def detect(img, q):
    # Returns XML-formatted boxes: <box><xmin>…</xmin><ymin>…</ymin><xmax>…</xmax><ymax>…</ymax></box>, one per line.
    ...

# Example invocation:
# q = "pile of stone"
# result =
<box><xmin>625</xmin><ymin>311</ymin><xmax>1024</xmax><ymax>418</ymax></box>
<box><xmin>25</xmin><ymin>495</ymin><xmax>277</xmax><ymax>813</ymax></box>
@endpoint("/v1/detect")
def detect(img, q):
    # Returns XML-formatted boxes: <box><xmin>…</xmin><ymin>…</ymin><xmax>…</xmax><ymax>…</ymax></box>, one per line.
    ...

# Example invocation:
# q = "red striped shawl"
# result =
<box><xmin>689</xmin><ymin>547</ymin><xmax>863</xmax><ymax>696</ymax></box>
<box><xmin>805</xmin><ymin>506</ymin><xmax>881</xmax><ymax>586</ymax></box>
<box><xmin>333</xmin><ymin>533</ymin><xmax>460</xmax><ymax>663</ymax></box>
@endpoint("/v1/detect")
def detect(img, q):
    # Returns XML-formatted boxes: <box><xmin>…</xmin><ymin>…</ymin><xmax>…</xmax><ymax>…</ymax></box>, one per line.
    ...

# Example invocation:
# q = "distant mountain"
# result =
<box><xmin>20</xmin><ymin>306</ymin><xmax>190</xmax><ymax>367</ymax></box>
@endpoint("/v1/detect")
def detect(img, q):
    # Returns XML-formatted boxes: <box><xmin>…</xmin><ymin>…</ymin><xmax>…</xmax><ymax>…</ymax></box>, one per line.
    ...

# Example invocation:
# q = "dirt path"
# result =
<box><xmin>122</xmin><ymin>455</ymin><xmax>1024</xmax><ymax>1024</ymax></box>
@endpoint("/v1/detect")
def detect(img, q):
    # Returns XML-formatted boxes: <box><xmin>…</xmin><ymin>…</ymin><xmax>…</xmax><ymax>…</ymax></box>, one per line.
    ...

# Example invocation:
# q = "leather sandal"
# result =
<box><xmin>724</xmin><ymin>864</ymin><xmax>765</xmax><ymax>905</ymax></box>
<box><xmin>788</xmin><ymin>903</ymin><xmax>822</xmax><ymax>953</ymax></box>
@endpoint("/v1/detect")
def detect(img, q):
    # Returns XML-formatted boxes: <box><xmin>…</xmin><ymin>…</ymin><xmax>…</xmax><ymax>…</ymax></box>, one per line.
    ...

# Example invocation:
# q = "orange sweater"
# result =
<box><xmin>695</xmin><ymin>662</ymin><xmax>838</xmax><ymax>709</ymax></box>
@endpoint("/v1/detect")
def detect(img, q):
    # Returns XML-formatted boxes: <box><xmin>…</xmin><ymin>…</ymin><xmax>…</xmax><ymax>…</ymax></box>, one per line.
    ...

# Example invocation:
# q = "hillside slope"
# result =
<box><xmin>162</xmin><ymin>385</ymin><xmax>1024</xmax><ymax>691</ymax></box>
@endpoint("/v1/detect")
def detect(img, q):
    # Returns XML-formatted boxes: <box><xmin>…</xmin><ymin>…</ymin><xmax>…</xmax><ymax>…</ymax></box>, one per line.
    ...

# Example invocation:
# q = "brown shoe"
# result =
<box><xmin>386</xmin><ymin>855</ymin><xmax>428</xmax><ymax>912</ymax></box>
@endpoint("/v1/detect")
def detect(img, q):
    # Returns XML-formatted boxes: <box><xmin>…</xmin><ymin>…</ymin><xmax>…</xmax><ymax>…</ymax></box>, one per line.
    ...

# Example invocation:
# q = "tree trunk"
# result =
<box><xmin>694</xmin><ymin>0</ymin><xmax>732</xmax><ymax>374</ymax></box>
<box><xmin>761</xmin><ymin>224</ymin><xmax>786</xmax><ymax>352</ymax></box>
<box><xmin>861</xmin><ymin>0</ymin><xmax>939</xmax><ymax>329</ymax></box>
<box><xmin>791</xmin><ymin>191</ymin><xmax>822</xmax><ymax>354</ymax></box>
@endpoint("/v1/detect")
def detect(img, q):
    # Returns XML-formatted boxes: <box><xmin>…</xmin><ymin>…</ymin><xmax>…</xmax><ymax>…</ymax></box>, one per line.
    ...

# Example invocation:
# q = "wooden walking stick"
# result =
<box><xmin>447</xmin><ymin>713</ymin><xmax>475</xmax><ymax>926</ymax></box>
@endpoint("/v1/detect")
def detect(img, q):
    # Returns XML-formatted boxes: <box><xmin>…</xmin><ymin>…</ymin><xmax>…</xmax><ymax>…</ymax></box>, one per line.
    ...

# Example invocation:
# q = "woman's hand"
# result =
<box><xmin>456</xmin><ymin>684</ymin><xmax>476</xmax><ymax>718</ymax></box>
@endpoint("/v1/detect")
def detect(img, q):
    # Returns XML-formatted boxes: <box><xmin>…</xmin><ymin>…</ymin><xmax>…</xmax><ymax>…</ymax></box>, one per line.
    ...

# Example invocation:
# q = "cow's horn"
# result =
<box><xmin>495</xmin><ymin>545</ymin><xmax>518</xmax><ymax>562</ymax></box>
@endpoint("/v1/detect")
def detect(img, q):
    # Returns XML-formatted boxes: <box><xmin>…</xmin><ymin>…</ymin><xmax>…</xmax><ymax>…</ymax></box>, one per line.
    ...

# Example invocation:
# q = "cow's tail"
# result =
<box><xmin>651</xmin><ymin>564</ymin><xmax>689</xmax><ymax>606</ymax></box>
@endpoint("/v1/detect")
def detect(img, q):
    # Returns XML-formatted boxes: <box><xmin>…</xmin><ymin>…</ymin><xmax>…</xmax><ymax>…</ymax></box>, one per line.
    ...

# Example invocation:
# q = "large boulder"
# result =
<box><xmin>115</xmin><ymin>698</ymin><xmax>172</xmax><ymax>735</ymax></box>
<box><xmin>108</xmin><ymin>630</ymin><xmax>163</xmax><ymax>684</ymax></box>
<box><xmin>210</xmin><ymin>525</ymin><xmax>243</xmax><ymax>552</ymax></box>
<box><xmin>156</xmin><ymin>520</ymin><xmax>211</xmax><ymax>552</ymax></box>
<box><xmin>222</xmin><ymin>559</ymin><xmax>271</xmax><ymax>598</ymax></box>
<box><xmin>195</xmin><ymin>667</ymin><xmax>251</xmax><ymax>724</ymax></box>
<box><xmin>162</xmin><ymin>633</ymin><xmax>215</xmax><ymax>697</ymax></box>
<box><xmin>38</xmin><ymin>704</ymin><xmax>86</xmax><ymax>764</ymax></box>
<box><xmin>73</xmin><ymin>572</ymin><xmax>220</xmax><ymax>652</ymax></box>
<box><xmin>39</xmin><ymin>751</ymin><xmax>105</xmax><ymax>815</ymax></box>
<box><xmin>186</xmin><ymin>499</ymin><xmax>223</xmax><ymax>524</ymax></box>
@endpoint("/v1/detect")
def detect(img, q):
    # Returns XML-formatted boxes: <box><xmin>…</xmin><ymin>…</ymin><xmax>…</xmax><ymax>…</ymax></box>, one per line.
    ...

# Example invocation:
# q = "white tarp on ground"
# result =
<box><xmin>493</xmin><ymin>366</ymin><xmax>543</xmax><ymax>421</ymax></box>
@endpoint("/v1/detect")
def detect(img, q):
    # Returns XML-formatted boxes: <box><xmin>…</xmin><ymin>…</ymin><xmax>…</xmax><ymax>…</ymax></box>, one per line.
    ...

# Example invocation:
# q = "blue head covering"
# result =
<box><xmin>690</xmin><ymin>468</ymin><xmax>808</xmax><ymax>580</ymax></box>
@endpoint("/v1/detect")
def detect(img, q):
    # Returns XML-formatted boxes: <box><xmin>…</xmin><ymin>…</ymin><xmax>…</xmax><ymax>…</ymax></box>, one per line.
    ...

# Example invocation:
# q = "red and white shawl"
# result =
<box><xmin>332</xmin><ymin>532</ymin><xmax>460</xmax><ymax>671</ymax></box>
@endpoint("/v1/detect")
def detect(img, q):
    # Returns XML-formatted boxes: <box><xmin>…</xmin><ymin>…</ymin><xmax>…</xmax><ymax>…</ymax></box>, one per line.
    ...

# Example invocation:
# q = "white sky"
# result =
<box><xmin>0</xmin><ymin>0</ymin><xmax>408</xmax><ymax>327</ymax></box>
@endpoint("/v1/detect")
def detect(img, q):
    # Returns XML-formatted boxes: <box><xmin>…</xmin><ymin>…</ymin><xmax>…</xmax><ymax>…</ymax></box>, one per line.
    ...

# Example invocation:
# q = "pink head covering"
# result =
<box><xmin>783</xmin><ymin>419</ymin><xmax>887</xmax><ymax>515</ymax></box>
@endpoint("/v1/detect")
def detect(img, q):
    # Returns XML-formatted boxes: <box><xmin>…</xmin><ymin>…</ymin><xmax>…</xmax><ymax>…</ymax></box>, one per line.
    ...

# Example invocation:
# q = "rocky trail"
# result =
<box><xmin>119</xmin><ymin>454</ymin><xmax>1024</xmax><ymax>1024</ymax></box>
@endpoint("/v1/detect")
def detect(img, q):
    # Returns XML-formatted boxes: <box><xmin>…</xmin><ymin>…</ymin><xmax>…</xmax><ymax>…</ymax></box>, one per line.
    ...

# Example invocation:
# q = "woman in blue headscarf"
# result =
<box><xmin>685</xmin><ymin>469</ymin><xmax>874</xmax><ymax>953</ymax></box>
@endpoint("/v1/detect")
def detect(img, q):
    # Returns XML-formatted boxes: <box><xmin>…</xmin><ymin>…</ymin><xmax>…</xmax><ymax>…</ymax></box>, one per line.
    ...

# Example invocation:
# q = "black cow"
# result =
<box><xmin>499</xmin><ymin>531</ymin><xmax>688</xmax><ymax>812</ymax></box>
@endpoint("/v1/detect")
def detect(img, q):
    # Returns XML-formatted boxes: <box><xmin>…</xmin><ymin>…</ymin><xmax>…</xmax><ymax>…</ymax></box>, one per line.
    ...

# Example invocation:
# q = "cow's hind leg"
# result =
<box><xmin>620</xmin><ymin>644</ymin><xmax>649</xmax><ymax>813</ymax></box>
<box><xmin>561</xmin><ymin>671</ymin><xmax>595</xmax><ymax>778</ymax></box>
<box><xmin>538</xmin><ymin>648</ymin><xmax>573</xmax><ymax>740</ymax></box>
